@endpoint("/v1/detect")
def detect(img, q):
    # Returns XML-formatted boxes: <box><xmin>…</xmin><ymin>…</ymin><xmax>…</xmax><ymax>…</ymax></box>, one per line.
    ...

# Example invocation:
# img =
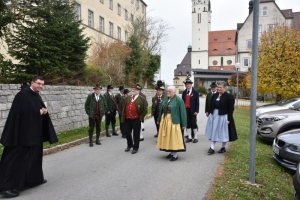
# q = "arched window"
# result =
<box><xmin>178</xmin><ymin>71</ymin><xmax>182</xmax><ymax>75</ymax></box>
<box><xmin>262</xmin><ymin>7</ymin><xmax>268</xmax><ymax>16</ymax></box>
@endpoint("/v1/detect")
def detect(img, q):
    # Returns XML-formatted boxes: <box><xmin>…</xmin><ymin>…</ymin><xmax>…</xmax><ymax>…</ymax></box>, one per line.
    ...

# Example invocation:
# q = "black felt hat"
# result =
<box><xmin>107</xmin><ymin>85</ymin><xmax>114</xmax><ymax>90</ymax></box>
<box><xmin>210</xmin><ymin>82</ymin><xmax>217</xmax><ymax>88</ymax></box>
<box><xmin>119</xmin><ymin>86</ymin><xmax>124</xmax><ymax>91</ymax></box>
<box><xmin>155</xmin><ymin>85</ymin><xmax>165</xmax><ymax>90</ymax></box>
<box><xmin>123</xmin><ymin>89</ymin><xmax>130</xmax><ymax>95</ymax></box>
<box><xmin>93</xmin><ymin>84</ymin><xmax>102</xmax><ymax>89</ymax></box>
<box><xmin>183</xmin><ymin>74</ymin><xmax>193</xmax><ymax>84</ymax></box>
<box><xmin>132</xmin><ymin>83</ymin><xmax>142</xmax><ymax>91</ymax></box>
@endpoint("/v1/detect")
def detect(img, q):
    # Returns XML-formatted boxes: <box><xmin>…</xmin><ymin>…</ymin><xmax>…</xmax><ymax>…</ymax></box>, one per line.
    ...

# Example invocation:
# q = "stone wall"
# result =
<box><xmin>0</xmin><ymin>84</ymin><xmax>156</xmax><ymax>136</ymax></box>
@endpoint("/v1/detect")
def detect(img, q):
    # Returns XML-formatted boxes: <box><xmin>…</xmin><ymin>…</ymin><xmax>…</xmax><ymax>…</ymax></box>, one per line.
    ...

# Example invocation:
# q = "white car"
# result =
<box><xmin>256</xmin><ymin>97</ymin><xmax>300</xmax><ymax>117</ymax></box>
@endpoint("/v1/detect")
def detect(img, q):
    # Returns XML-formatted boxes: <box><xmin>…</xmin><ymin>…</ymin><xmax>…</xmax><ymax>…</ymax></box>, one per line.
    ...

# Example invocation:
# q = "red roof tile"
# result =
<box><xmin>208</xmin><ymin>30</ymin><xmax>237</xmax><ymax>56</ymax></box>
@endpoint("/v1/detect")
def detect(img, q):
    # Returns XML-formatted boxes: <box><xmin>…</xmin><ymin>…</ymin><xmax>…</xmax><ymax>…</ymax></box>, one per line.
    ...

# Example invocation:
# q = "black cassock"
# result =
<box><xmin>0</xmin><ymin>87</ymin><xmax>58</xmax><ymax>191</ymax></box>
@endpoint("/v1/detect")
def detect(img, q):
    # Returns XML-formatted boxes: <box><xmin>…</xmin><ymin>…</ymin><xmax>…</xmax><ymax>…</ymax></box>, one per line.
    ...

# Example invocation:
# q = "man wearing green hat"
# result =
<box><xmin>85</xmin><ymin>84</ymin><xmax>107</xmax><ymax>147</ymax></box>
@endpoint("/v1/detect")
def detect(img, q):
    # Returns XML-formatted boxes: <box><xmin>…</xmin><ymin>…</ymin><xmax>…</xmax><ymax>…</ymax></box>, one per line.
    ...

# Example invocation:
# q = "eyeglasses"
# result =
<box><xmin>167</xmin><ymin>91</ymin><xmax>173</xmax><ymax>93</ymax></box>
<box><xmin>34</xmin><ymin>81</ymin><xmax>44</xmax><ymax>86</ymax></box>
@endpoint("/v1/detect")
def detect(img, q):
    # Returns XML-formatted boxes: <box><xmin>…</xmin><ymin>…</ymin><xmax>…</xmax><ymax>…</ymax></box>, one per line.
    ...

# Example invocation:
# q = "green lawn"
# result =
<box><xmin>208</xmin><ymin>107</ymin><xmax>295</xmax><ymax>200</ymax></box>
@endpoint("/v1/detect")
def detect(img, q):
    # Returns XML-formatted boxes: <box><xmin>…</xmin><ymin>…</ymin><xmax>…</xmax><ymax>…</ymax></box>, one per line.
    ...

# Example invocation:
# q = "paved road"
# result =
<box><xmin>17</xmin><ymin>97</ymin><xmax>226</xmax><ymax>200</ymax></box>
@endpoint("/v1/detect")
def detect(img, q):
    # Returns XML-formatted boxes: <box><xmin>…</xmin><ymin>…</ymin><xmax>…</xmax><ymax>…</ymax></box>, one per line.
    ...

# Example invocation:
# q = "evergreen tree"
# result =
<box><xmin>5</xmin><ymin>0</ymin><xmax>89</xmax><ymax>83</ymax></box>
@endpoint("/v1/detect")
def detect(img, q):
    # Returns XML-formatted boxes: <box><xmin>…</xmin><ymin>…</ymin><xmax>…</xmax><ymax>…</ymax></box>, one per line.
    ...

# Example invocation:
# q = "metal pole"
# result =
<box><xmin>236</xmin><ymin>69</ymin><xmax>239</xmax><ymax>107</ymax></box>
<box><xmin>249</xmin><ymin>0</ymin><xmax>259</xmax><ymax>184</ymax></box>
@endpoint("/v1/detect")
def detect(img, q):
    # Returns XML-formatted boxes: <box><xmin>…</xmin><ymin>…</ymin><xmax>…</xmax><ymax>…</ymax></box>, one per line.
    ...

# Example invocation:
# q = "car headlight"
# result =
<box><xmin>256</xmin><ymin>110</ymin><xmax>261</xmax><ymax>116</ymax></box>
<box><xmin>261</xmin><ymin>115</ymin><xmax>288</xmax><ymax>122</ymax></box>
<box><xmin>288</xmin><ymin>144</ymin><xmax>300</xmax><ymax>152</ymax></box>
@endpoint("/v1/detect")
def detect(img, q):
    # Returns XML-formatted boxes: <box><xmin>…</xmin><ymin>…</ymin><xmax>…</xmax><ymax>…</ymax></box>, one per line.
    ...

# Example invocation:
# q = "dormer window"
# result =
<box><xmin>178</xmin><ymin>71</ymin><xmax>182</xmax><ymax>76</ymax></box>
<box><xmin>214</xmin><ymin>37</ymin><xmax>218</xmax><ymax>41</ymax></box>
<box><xmin>213</xmin><ymin>49</ymin><xmax>218</xmax><ymax>51</ymax></box>
<box><xmin>228</xmin><ymin>37</ymin><xmax>232</xmax><ymax>40</ymax></box>
<box><xmin>227</xmin><ymin>48</ymin><xmax>232</xmax><ymax>50</ymax></box>
<box><xmin>262</xmin><ymin>6</ymin><xmax>268</xmax><ymax>16</ymax></box>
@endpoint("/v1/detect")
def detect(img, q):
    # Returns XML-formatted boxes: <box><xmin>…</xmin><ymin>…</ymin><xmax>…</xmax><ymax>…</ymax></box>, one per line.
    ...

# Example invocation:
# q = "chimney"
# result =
<box><xmin>249</xmin><ymin>0</ymin><xmax>253</xmax><ymax>15</ymax></box>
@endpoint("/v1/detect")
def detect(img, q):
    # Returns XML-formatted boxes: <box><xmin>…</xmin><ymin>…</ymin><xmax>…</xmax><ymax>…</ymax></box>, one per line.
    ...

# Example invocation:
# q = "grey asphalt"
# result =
<box><xmin>16</xmin><ymin>97</ymin><xmax>226</xmax><ymax>200</ymax></box>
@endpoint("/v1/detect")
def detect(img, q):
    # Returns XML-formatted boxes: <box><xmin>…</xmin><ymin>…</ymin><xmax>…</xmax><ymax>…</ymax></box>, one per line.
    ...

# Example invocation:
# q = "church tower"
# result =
<box><xmin>191</xmin><ymin>0</ymin><xmax>211</xmax><ymax>81</ymax></box>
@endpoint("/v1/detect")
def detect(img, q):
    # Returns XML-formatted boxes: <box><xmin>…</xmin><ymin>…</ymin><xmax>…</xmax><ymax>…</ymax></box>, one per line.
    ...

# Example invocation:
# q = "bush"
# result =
<box><xmin>197</xmin><ymin>86</ymin><xmax>207</xmax><ymax>96</ymax></box>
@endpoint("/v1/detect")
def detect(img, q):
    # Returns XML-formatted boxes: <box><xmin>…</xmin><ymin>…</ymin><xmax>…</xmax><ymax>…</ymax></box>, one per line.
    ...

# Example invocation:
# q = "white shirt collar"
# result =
<box><xmin>132</xmin><ymin>94</ymin><xmax>139</xmax><ymax>101</ymax></box>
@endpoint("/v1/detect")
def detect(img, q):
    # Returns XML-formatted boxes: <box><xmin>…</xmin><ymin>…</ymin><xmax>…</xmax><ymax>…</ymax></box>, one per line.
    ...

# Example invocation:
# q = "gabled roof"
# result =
<box><xmin>209</xmin><ymin>30</ymin><xmax>237</xmax><ymax>56</ymax></box>
<box><xmin>293</xmin><ymin>12</ymin><xmax>300</xmax><ymax>28</ymax></box>
<box><xmin>237</xmin><ymin>0</ymin><xmax>300</xmax><ymax>31</ymax></box>
<box><xmin>174</xmin><ymin>51</ymin><xmax>191</xmax><ymax>76</ymax></box>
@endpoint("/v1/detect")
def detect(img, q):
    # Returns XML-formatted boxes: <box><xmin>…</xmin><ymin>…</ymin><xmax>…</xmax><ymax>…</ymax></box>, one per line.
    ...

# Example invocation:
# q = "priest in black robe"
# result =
<box><xmin>0</xmin><ymin>76</ymin><xmax>58</xmax><ymax>198</ymax></box>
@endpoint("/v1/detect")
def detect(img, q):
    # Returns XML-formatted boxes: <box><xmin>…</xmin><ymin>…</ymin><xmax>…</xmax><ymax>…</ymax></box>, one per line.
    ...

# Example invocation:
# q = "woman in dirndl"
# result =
<box><xmin>156</xmin><ymin>86</ymin><xmax>187</xmax><ymax>162</ymax></box>
<box><xmin>205</xmin><ymin>81</ymin><xmax>237</xmax><ymax>155</ymax></box>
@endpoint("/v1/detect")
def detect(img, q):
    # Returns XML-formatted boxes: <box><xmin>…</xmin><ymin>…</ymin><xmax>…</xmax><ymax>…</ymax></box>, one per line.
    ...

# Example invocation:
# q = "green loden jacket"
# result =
<box><xmin>157</xmin><ymin>95</ymin><xmax>187</xmax><ymax>127</ymax></box>
<box><xmin>121</xmin><ymin>94</ymin><xmax>148</xmax><ymax>123</ymax></box>
<box><xmin>85</xmin><ymin>93</ymin><xmax>107</xmax><ymax>118</ymax></box>
<box><xmin>205</xmin><ymin>92</ymin><xmax>213</xmax><ymax>113</ymax></box>
<box><xmin>151</xmin><ymin>94</ymin><xmax>166</xmax><ymax>116</ymax></box>
<box><xmin>115</xmin><ymin>93</ymin><xmax>122</xmax><ymax>105</ymax></box>
<box><xmin>103</xmin><ymin>92</ymin><xmax>118</xmax><ymax>113</ymax></box>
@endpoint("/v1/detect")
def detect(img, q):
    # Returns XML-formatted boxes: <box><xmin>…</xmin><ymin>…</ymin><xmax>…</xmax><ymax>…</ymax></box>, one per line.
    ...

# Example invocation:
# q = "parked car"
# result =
<box><xmin>293</xmin><ymin>162</ymin><xmax>300</xmax><ymax>200</ymax></box>
<box><xmin>256</xmin><ymin>97</ymin><xmax>300</xmax><ymax>117</ymax></box>
<box><xmin>272</xmin><ymin>129</ymin><xmax>300</xmax><ymax>171</ymax></box>
<box><xmin>257</xmin><ymin>106</ymin><xmax>300</xmax><ymax>142</ymax></box>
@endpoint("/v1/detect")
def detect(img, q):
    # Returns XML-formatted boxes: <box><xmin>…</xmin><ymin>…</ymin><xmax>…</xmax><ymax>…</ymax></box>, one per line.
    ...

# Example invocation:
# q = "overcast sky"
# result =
<box><xmin>147</xmin><ymin>0</ymin><xmax>300</xmax><ymax>85</ymax></box>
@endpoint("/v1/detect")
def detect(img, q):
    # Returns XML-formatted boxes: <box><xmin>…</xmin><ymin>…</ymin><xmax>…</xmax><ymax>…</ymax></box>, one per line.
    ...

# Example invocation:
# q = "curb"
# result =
<box><xmin>43</xmin><ymin>114</ymin><xmax>153</xmax><ymax>155</ymax></box>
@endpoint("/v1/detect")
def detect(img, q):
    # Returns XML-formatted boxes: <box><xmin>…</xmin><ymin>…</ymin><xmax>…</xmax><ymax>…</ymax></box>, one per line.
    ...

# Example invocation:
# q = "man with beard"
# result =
<box><xmin>0</xmin><ymin>76</ymin><xmax>58</xmax><ymax>198</ymax></box>
<box><xmin>122</xmin><ymin>84</ymin><xmax>148</xmax><ymax>154</ymax></box>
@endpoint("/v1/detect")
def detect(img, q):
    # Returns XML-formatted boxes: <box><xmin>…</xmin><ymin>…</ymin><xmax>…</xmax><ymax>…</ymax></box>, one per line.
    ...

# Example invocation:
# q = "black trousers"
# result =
<box><xmin>154</xmin><ymin>114</ymin><xmax>160</xmax><ymax>133</ymax></box>
<box><xmin>88</xmin><ymin>117</ymin><xmax>101</xmax><ymax>132</ymax></box>
<box><xmin>123</xmin><ymin>119</ymin><xmax>141</xmax><ymax>150</ymax></box>
<box><xmin>105</xmin><ymin>110</ymin><xmax>117</xmax><ymax>125</ymax></box>
<box><xmin>0</xmin><ymin>145</ymin><xmax>44</xmax><ymax>191</ymax></box>
<box><xmin>186</xmin><ymin>108</ymin><xmax>198</xmax><ymax>129</ymax></box>
<box><xmin>119</xmin><ymin>115</ymin><xmax>123</xmax><ymax>133</ymax></box>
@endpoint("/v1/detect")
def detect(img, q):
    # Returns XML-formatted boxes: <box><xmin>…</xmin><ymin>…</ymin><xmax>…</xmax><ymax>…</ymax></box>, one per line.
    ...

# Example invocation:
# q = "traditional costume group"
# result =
<box><xmin>0</xmin><ymin>76</ymin><xmax>238</xmax><ymax>198</ymax></box>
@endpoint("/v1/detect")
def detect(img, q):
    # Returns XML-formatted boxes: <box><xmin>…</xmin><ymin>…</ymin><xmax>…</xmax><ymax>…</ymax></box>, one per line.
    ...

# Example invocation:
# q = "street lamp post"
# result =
<box><xmin>235</xmin><ymin>63</ymin><xmax>241</xmax><ymax>107</ymax></box>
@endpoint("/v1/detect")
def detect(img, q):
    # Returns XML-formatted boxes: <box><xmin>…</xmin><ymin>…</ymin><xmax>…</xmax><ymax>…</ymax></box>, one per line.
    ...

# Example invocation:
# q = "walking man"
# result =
<box><xmin>85</xmin><ymin>84</ymin><xmax>107</xmax><ymax>146</ymax></box>
<box><xmin>0</xmin><ymin>76</ymin><xmax>58</xmax><ymax>198</ymax></box>
<box><xmin>182</xmin><ymin>75</ymin><xmax>200</xmax><ymax>143</ymax></box>
<box><xmin>103</xmin><ymin>85</ymin><xmax>119</xmax><ymax>137</ymax></box>
<box><xmin>118</xmin><ymin>89</ymin><xmax>130</xmax><ymax>138</ymax></box>
<box><xmin>115</xmin><ymin>86</ymin><xmax>124</xmax><ymax>135</ymax></box>
<box><xmin>152</xmin><ymin>81</ymin><xmax>166</xmax><ymax>137</ymax></box>
<box><xmin>122</xmin><ymin>84</ymin><xmax>148</xmax><ymax>154</ymax></box>
<box><xmin>205</xmin><ymin>82</ymin><xmax>218</xmax><ymax>117</ymax></box>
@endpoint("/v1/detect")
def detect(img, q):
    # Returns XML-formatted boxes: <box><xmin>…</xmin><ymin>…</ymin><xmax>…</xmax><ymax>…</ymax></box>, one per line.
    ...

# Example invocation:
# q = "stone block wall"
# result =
<box><xmin>0</xmin><ymin>84</ymin><xmax>156</xmax><ymax>136</ymax></box>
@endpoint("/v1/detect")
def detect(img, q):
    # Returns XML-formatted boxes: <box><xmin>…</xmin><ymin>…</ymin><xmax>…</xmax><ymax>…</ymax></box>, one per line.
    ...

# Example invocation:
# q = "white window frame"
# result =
<box><xmin>99</xmin><ymin>16</ymin><xmax>104</xmax><ymax>33</ymax></box>
<box><xmin>109</xmin><ymin>0</ymin><xmax>113</xmax><ymax>10</ymax></box>
<box><xmin>262</xmin><ymin>6</ymin><xmax>268</xmax><ymax>16</ymax></box>
<box><xmin>109</xmin><ymin>22</ymin><xmax>114</xmax><ymax>37</ymax></box>
<box><xmin>74</xmin><ymin>3</ymin><xmax>81</xmax><ymax>21</ymax></box>
<box><xmin>131</xmin><ymin>0</ymin><xmax>134</xmax><ymax>4</ymax></box>
<box><xmin>125</xmin><ymin>31</ymin><xmax>128</xmax><ymax>42</ymax></box>
<box><xmin>88</xmin><ymin>10</ymin><xmax>94</xmax><ymax>28</ymax></box>
<box><xmin>125</xmin><ymin>9</ymin><xmax>128</xmax><ymax>20</ymax></box>
<box><xmin>268</xmin><ymin>24</ymin><xmax>274</xmax><ymax>32</ymax></box>
<box><xmin>117</xmin><ymin>4</ymin><xmax>121</xmax><ymax>16</ymax></box>
<box><xmin>259</xmin><ymin>25</ymin><xmax>262</xmax><ymax>33</ymax></box>
<box><xmin>247</xmin><ymin>40</ymin><xmax>252</xmax><ymax>49</ymax></box>
<box><xmin>117</xmin><ymin>27</ymin><xmax>121</xmax><ymax>39</ymax></box>
<box><xmin>243</xmin><ymin>58</ymin><xmax>249</xmax><ymax>67</ymax></box>
<box><xmin>136</xmin><ymin>0</ymin><xmax>139</xmax><ymax>9</ymax></box>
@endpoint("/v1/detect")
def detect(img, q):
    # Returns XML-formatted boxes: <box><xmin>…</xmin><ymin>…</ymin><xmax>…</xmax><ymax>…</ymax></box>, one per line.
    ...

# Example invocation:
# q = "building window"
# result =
<box><xmin>259</xmin><ymin>25</ymin><xmax>262</xmax><ymax>33</ymax></box>
<box><xmin>186</xmin><ymin>71</ymin><xmax>190</xmax><ymax>75</ymax></box>
<box><xmin>203</xmin><ymin>7</ymin><xmax>206</xmax><ymax>12</ymax></box>
<box><xmin>247</xmin><ymin>40</ymin><xmax>252</xmax><ymax>49</ymax></box>
<box><xmin>100</xmin><ymin>0</ymin><xmax>104</xmax><ymax>3</ymax></box>
<box><xmin>125</xmin><ymin>9</ymin><xmax>128</xmax><ymax>20</ymax></box>
<box><xmin>74</xmin><ymin>3</ymin><xmax>81</xmax><ymax>21</ymax></box>
<box><xmin>227</xmin><ymin>60</ymin><xmax>232</xmax><ymax>65</ymax></box>
<box><xmin>243</xmin><ymin>58</ymin><xmax>249</xmax><ymax>67</ymax></box>
<box><xmin>109</xmin><ymin>0</ymin><xmax>113</xmax><ymax>10</ymax></box>
<box><xmin>99</xmin><ymin>17</ymin><xmax>104</xmax><ymax>33</ymax></box>
<box><xmin>117</xmin><ymin>27</ymin><xmax>121</xmax><ymax>39</ymax></box>
<box><xmin>117</xmin><ymin>4</ymin><xmax>121</xmax><ymax>15</ymax></box>
<box><xmin>262</xmin><ymin>6</ymin><xmax>268</xmax><ymax>16</ymax></box>
<box><xmin>88</xmin><ymin>10</ymin><xmax>94</xmax><ymax>28</ymax></box>
<box><xmin>136</xmin><ymin>0</ymin><xmax>139</xmax><ymax>9</ymax></box>
<box><xmin>198</xmin><ymin>60</ymin><xmax>200</xmax><ymax>64</ymax></box>
<box><xmin>198</xmin><ymin>13</ymin><xmax>201</xmax><ymax>23</ymax></box>
<box><xmin>131</xmin><ymin>14</ymin><xmax>134</xmax><ymax>22</ymax></box>
<box><xmin>268</xmin><ymin>24</ymin><xmax>274</xmax><ymax>31</ymax></box>
<box><xmin>178</xmin><ymin>71</ymin><xmax>182</xmax><ymax>76</ymax></box>
<box><xmin>125</xmin><ymin>31</ymin><xmax>128</xmax><ymax>42</ymax></box>
<box><xmin>109</xmin><ymin>22</ymin><xmax>113</xmax><ymax>37</ymax></box>
<box><xmin>142</xmin><ymin>4</ymin><xmax>145</xmax><ymax>14</ymax></box>
<box><xmin>213</xmin><ymin>60</ymin><xmax>218</xmax><ymax>65</ymax></box>
<box><xmin>131</xmin><ymin>0</ymin><xmax>134</xmax><ymax>4</ymax></box>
